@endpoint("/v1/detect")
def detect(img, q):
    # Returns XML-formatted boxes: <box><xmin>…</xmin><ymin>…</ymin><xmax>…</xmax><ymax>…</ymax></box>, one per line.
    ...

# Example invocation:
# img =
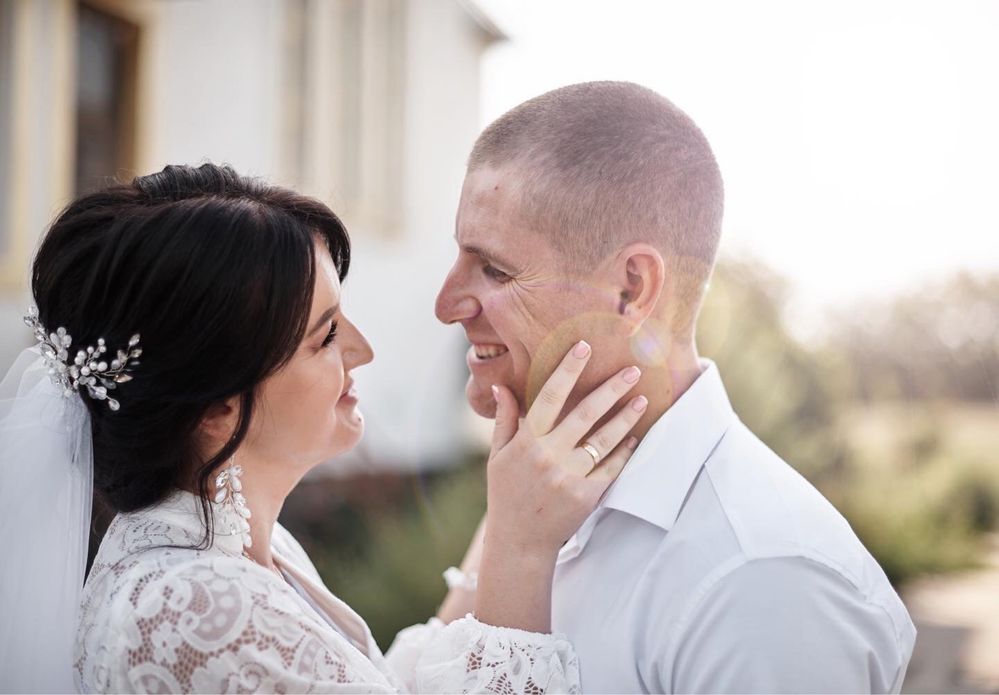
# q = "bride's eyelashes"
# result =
<box><xmin>321</xmin><ymin>321</ymin><xmax>339</xmax><ymax>348</ymax></box>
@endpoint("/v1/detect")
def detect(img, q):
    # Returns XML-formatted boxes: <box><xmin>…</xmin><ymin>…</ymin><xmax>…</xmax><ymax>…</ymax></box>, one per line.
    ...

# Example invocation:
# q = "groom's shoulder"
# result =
<box><xmin>644</xmin><ymin>421</ymin><xmax>916</xmax><ymax>689</ymax></box>
<box><xmin>690</xmin><ymin>419</ymin><xmax>897</xmax><ymax>602</ymax></box>
<box><xmin>708</xmin><ymin>423</ymin><xmax>853</xmax><ymax>551</ymax></box>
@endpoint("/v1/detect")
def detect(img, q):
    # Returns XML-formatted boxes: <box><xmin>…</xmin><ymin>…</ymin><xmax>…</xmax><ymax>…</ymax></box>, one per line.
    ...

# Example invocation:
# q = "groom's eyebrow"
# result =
<box><xmin>308</xmin><ymin>304</ymin><xmax>340</xmax><ymax>336</ymax></box>
<box><xmin>456</xmin><ymin>237</ymin><xmax>519</xmax><ymax>272</ymax></box>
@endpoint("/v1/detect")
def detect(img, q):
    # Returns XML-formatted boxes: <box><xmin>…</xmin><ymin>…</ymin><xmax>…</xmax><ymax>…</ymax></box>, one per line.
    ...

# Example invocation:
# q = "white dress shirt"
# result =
<box><xmin>551</xmin><ymin>360</ymin><xmax>916</xmax><ymax>693</ymax></box>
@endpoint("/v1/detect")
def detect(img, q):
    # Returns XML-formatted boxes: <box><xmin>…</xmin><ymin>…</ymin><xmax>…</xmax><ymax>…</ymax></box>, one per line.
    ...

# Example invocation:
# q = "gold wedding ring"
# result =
<box><xmin>580</xmin><ymin>442</ymin><xmax>601</xmax><ymax>466</ymax></box>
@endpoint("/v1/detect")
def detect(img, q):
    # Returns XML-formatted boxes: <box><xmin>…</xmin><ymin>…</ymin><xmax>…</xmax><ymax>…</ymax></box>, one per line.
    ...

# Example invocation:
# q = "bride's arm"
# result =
<box><xmin>435</xmin><ymin>514</ymin><xmax>486</xmax><ymax>623</ymax></box>
<box><xmin>385</xmin><ymin>342</ymin><xmax>644</xmax><ymax>692</ymax></box>
<box><xmin>469</xmin><ymin>345</ymin><xmax>642</xmax><ymax>635</ymax></box>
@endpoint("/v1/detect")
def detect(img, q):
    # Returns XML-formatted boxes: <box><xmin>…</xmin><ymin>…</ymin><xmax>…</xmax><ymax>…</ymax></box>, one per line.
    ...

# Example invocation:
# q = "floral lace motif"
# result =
<box><xmin>75</xmin><ymin>502</ymin><xmax>580</xmax><ymax>693</ymax></box>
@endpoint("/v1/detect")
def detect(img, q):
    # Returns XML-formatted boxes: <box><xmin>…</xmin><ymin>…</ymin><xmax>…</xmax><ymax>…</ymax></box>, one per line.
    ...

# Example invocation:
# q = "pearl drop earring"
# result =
<box><xmin>213</xmin><ymin>457</ymin><xmax>252</xmax><ymax>548</ymax></box>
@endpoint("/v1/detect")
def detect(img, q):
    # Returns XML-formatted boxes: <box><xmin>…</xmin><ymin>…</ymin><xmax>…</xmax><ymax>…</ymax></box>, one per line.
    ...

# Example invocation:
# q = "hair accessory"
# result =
<box><xmin>22</xmin><ymin>305</ymin><xmax>141</xmax><ymax>411</ymax></box>
<box><xmin>213</xmin><ymin>458</ymin><xmax>252</xmax><ymax>548</ymax></box>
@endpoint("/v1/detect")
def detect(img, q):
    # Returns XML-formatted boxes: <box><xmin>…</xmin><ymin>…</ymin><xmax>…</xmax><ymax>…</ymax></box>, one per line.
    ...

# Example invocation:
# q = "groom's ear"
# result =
<box><xmin>614</xmin><ymin>243</ymin><xmax>666</xmax><ymax>331</ymax></box>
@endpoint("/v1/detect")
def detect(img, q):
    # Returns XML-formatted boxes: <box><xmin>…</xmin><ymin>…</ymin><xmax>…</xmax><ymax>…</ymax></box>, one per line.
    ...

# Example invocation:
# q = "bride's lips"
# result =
<box><xmin>338</xmin><ymin>379</ymin><xmax>358</xmax><ymax>404</ymax></box>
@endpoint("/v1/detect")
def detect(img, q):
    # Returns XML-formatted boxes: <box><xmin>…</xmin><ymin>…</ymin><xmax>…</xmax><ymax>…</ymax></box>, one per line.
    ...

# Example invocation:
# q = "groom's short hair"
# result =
<box><xmin>468</xmin><ymin>81</ymin><xmax>723</xmax><ymax>337</ymax></box>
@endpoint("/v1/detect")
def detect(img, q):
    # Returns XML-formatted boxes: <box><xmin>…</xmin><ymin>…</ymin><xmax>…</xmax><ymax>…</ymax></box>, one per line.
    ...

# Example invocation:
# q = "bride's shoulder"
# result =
<box><xmin>91</xmin><ymin>510</ymin><xmax>218</xmax><ymax>567</ymax></box>
<box><xmin>80</xmin><ymin>524</ymin><xmax>298</xmax><ymax>662</ymax></box>
<box><xmin>84</xmin><ymin>511</ymin><xmax>271</xmax><ymax>607</ymax></box>
<box><xmin>76</xmin><ymin>519</ymin><xmax>373</xmax><ymax>692</ymax></box>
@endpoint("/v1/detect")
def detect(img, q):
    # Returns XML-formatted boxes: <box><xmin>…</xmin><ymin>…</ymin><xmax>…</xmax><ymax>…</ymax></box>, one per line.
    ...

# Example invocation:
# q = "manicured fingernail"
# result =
<box><xmin>572</xmin><ymin>341</ymin><xmax>591</xmax><ymax>359</ymax></box>
<box><xmin>631</xmin><ymin>395</ymin><xmax>648</xmax><ymax>412</ymax></box>
<box><xmin>491</xmin><ymin>384</ymin><xmax>499</xmax><ymax>401</ymax></box>
<box><xmin>622</xmin><ymin>366</ymin><xmax>641</xmax><ymax>383</ymax></box>
<box><xmin>626</xmin><ymin>436</ymin><xmax>639</xmax><ymax>450</ymax></box>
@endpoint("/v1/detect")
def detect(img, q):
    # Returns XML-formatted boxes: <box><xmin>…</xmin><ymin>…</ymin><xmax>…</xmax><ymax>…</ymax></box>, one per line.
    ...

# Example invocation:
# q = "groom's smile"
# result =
<box><xmin>471</xmin><ymin>343</ymin><xmax>508</xmax><ymax>360</ymax></box>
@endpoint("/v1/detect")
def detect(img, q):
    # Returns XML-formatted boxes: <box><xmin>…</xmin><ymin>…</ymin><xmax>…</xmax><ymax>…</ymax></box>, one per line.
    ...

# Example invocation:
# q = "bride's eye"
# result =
<box><xmin>321</xmin><ymin>321</ymin><xmax>339</xmax><ymax>348</ymax></box>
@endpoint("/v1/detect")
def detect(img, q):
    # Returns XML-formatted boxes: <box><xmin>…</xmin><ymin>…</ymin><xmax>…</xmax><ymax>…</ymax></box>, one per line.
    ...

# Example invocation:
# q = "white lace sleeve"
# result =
<box><xmin>76</xmin><ymin>554</ymin><xmax>397</xmax><ymax>693</ymax></box>
<box><xmin>384</xmin><ymin>615</ymin><xmax>580</xmax><ymax>694</ymax></box>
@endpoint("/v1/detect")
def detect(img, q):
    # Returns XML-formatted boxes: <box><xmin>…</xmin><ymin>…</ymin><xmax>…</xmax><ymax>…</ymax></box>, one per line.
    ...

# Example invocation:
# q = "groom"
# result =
<box><xmin>435</xmin><ymin>81</ymin><xmax>916</xmax><ymax>693</ymax></box>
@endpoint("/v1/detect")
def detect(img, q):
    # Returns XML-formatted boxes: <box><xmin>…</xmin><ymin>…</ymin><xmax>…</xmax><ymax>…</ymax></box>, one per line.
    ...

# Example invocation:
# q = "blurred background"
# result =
<box><xmin>1</xmin><ymin>1</ymin><xmax>997</xmax><ymax>691</ymax></box>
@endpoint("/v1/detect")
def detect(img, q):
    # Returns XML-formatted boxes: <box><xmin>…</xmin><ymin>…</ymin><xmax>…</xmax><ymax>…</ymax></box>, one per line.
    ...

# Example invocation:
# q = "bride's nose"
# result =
<box><xmin>340</xmin><ymin>317</ymin><xmax>374</xmax><ymax>368</ymax></box>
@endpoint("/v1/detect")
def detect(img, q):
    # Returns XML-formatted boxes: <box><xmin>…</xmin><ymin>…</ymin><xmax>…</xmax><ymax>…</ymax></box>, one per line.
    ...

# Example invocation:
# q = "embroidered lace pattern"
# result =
<box><xmin>75</xmin><ymin>505</ymin><xmax>580</xmax><ymax>693</ymax></box>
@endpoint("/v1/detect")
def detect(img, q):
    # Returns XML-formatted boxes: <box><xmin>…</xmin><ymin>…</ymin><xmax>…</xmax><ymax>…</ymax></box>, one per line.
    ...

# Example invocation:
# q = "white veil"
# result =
<box><xmin>0</xmin><ymin>346</ymin><xmax>93</xmax><ymax>693</ymax></box>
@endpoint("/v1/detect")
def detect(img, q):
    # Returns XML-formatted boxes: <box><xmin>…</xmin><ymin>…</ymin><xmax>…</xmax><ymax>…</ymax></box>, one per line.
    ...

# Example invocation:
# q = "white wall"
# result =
<box><xmin>327</xmin><ymin>0</ymin><xmax>500</xmax><ymax>473</ymax></box>
<box><xmin>143</xmin><ymin>0</ymin><xmax>286</xmax><ymax>178</ymax></box>
<box><xmin>0</xmin><ymin>0</ymin><xmax>75</xmax><ymax>372</ymax></box>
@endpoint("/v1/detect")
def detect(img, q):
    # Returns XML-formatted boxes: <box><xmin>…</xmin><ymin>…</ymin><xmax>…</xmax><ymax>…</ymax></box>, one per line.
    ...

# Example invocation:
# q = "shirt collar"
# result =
<box><xmin>559</xmin><ymin>359</ymin><xmax>736</xmax><ymax>561</ymax></box>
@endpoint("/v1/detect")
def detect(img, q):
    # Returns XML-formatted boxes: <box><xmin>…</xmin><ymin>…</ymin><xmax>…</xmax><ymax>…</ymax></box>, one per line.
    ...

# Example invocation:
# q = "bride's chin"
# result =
<box><xmin>330</xmin><ymin>414</ymin><xmax>364</xmax><ymax>453</ymax></box>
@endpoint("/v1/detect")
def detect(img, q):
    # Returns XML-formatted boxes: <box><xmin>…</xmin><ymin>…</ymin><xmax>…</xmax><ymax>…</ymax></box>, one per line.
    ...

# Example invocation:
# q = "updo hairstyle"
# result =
<box><xmin>31</xmin><ymin>163</ymin><xmax>351</xmax><ymax>546</ymax></box>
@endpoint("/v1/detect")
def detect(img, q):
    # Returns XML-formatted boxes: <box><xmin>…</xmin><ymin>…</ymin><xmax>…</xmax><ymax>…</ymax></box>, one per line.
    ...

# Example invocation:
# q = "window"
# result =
<box><xmin>75</xmin><ymin>2</ymin><xmax>139</xmax><ymax>195</ymax></box>
<box><xmin>286</xmin><ymin>0</ymin><xmax>406</xmax><ymax>237</ymax></box>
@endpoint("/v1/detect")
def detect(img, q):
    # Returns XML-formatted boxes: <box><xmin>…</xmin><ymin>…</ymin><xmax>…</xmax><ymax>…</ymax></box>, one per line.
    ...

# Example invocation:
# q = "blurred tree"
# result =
<box><xmin>697</xmin><ymin>259</ymin><xmax>851</xmax><ymax>485</ymax></box>
<box><xmin>827</xmin><ymin>272</ymin><xmax>999</xmax><ymax>403</ymax></box>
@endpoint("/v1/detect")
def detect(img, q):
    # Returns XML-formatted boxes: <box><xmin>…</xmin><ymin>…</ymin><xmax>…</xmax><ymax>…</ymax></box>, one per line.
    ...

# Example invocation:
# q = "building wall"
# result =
<box><xmin>0</xmin><ymin>0</ymin><xmax>501</xmax><ymax>472</ymax></box>
<box><xmin>0</xmin><ymin>0</ymin><xmax>76</xmax><ymax>368</ymax></box>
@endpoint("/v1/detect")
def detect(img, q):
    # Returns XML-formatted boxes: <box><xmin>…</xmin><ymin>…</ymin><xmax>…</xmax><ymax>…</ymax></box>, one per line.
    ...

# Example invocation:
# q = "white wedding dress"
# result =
<box><xmin>74</xmin><ymin>489</ymin><xmax>579</xmax><ymax>693</ymax></box>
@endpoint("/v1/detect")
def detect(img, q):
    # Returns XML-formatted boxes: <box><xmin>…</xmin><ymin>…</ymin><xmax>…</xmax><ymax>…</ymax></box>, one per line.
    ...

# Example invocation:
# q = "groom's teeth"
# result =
<box><xmin>474</xmin><ymin>345</ymin><xmax>508</xmax><ymax>359</ymax></box>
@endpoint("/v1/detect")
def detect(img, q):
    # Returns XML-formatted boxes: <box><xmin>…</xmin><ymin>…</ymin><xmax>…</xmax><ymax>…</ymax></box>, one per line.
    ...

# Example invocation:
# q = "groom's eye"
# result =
<box><xmin>483</xmin><ymin>264</ymin><xmax>511</xmax><ymax>282</ymax></box>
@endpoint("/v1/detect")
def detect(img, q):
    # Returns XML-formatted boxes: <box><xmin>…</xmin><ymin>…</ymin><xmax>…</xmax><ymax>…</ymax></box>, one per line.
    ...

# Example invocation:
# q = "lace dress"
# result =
<box><xmin>74</xmin><ymin>490</ymin><xmax>579</xmax><ymax>693</ymax></box>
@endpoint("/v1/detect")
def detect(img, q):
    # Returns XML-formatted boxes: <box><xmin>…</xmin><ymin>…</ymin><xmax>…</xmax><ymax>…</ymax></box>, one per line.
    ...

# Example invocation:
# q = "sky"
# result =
<box><xmin>476</xmin><ymin>0</ymin><xmax>999</xmax><ymax>320</ymax></box>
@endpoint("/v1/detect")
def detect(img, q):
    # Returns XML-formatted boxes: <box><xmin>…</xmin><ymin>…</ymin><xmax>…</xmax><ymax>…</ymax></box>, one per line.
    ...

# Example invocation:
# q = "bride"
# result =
<box><xmin>0</xmin><ymin>163</ymin><xmax>646</xmax><ymax>693</ymax></box>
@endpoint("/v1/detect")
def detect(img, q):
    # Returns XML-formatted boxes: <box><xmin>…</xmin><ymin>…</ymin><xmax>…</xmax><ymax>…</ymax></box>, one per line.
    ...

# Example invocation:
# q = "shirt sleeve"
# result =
<box><xmin>667</xmin><ymin>556</ymin><xmax>910</xmax><ymax>694</ymax></box>
<box><xmin>384</xmin><ymin>614</ymin><xmax>581</xmax><ymax>694</ymax></box>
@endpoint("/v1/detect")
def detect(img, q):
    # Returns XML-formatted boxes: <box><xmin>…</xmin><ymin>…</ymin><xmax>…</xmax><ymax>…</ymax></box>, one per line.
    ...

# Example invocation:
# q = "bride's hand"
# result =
<box><xmin>474</xmin><ymin>340</ymin><xmax>645</xmax><ymax>632</ymax></box>
<box><xmin>485</xmin><ymin>339</ymin><xmax>646</xmax><ymax>563</ymax></box>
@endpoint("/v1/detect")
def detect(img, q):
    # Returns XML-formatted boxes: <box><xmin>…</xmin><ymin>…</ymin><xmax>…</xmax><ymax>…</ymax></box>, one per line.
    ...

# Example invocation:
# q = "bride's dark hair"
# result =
<box><xmin>31</xmin><ymin>163</ymin><xmax>350</xmax><ymax>547</ymax></box>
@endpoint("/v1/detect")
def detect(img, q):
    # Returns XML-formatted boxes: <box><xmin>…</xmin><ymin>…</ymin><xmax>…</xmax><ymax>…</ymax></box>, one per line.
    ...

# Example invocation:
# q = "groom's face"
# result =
<box><xmin>436</xmin><ymin>166</ymin><xmax>617</xmax><ymax>419</ymax></box>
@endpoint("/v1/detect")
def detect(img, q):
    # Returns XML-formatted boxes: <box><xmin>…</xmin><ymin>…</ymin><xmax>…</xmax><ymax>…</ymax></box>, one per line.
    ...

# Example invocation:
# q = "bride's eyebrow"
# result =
<box><xmin>307</xmin><ymin>304</ymin><xmax>340</xmax><ymax>337</ymax></box>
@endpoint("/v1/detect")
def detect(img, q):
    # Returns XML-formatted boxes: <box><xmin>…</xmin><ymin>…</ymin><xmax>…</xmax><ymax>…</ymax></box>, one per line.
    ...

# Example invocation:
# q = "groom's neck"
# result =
<box><xmin>628</xmin><ymin>342</ymin><xmax>704</xmax><ymax>441</ymax></box>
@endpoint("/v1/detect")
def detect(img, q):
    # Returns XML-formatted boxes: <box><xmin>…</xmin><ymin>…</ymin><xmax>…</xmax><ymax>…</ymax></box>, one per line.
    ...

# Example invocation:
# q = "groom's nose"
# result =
<box><xmin>435</xmin><ymin>264</ymin><xmax>481</xmax><ymax>325</ymax></box>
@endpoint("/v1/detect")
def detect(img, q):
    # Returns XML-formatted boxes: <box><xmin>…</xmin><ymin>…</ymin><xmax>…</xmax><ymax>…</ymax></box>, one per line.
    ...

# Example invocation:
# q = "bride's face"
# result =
<box><xmin>244</xmin><ymin>240</ymin><xmax>373</xmax><ymax>468</ymax></box>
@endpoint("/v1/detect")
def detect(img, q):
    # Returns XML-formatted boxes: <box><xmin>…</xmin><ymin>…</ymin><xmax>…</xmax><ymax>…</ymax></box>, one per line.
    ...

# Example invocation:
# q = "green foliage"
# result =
<box><xmin>826</xmin><ymin>272</ymin><xmax>999</xmax><ymax>403</ymax></box>
<box><xmin>829</xmin><ymin>451</ymin><xmax>998</xmax><ymax>584</ymax></box>
<box><xmin>282</xmin><ymin>463</ymin><xmax>486</xmax><ymax>650</ymax></box>
<box><xmin>697</xmin><ymin>260</ymin><xmax>850</xmax><ymax>483</ymax></box>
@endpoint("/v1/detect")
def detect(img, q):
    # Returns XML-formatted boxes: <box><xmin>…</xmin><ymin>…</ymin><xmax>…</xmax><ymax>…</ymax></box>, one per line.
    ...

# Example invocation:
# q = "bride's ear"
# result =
<box><xmin>613</xmin><ymin>243</ymin><xmax>666</xmax><ymax>335</ymax></box>
<box><xmin>197</xmin><ymin>396</ymin><xmax>241</xmax><ymax>449</ymax></box>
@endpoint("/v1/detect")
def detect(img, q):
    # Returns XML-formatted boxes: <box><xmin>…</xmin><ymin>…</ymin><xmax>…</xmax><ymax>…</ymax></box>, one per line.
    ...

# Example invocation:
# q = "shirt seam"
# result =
<box><xmin>703</xmin><ymin>440</ymin><xmax>911</xmax><ymax>653</ymax></box>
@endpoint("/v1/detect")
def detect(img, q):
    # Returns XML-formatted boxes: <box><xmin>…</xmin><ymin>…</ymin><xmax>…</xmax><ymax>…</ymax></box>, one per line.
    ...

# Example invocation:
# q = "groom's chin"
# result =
<box><xmin>466</xmin><ymin>378</ymin><xmax>498</xmax><ymax>419</ymax></box>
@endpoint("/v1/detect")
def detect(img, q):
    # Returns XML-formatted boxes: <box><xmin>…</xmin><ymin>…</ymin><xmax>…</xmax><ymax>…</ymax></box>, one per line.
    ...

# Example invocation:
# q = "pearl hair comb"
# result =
<box><xmin>23</xmin><ymin>305</ymin><xmax>142</xmax><ymax>411</ymax></box>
